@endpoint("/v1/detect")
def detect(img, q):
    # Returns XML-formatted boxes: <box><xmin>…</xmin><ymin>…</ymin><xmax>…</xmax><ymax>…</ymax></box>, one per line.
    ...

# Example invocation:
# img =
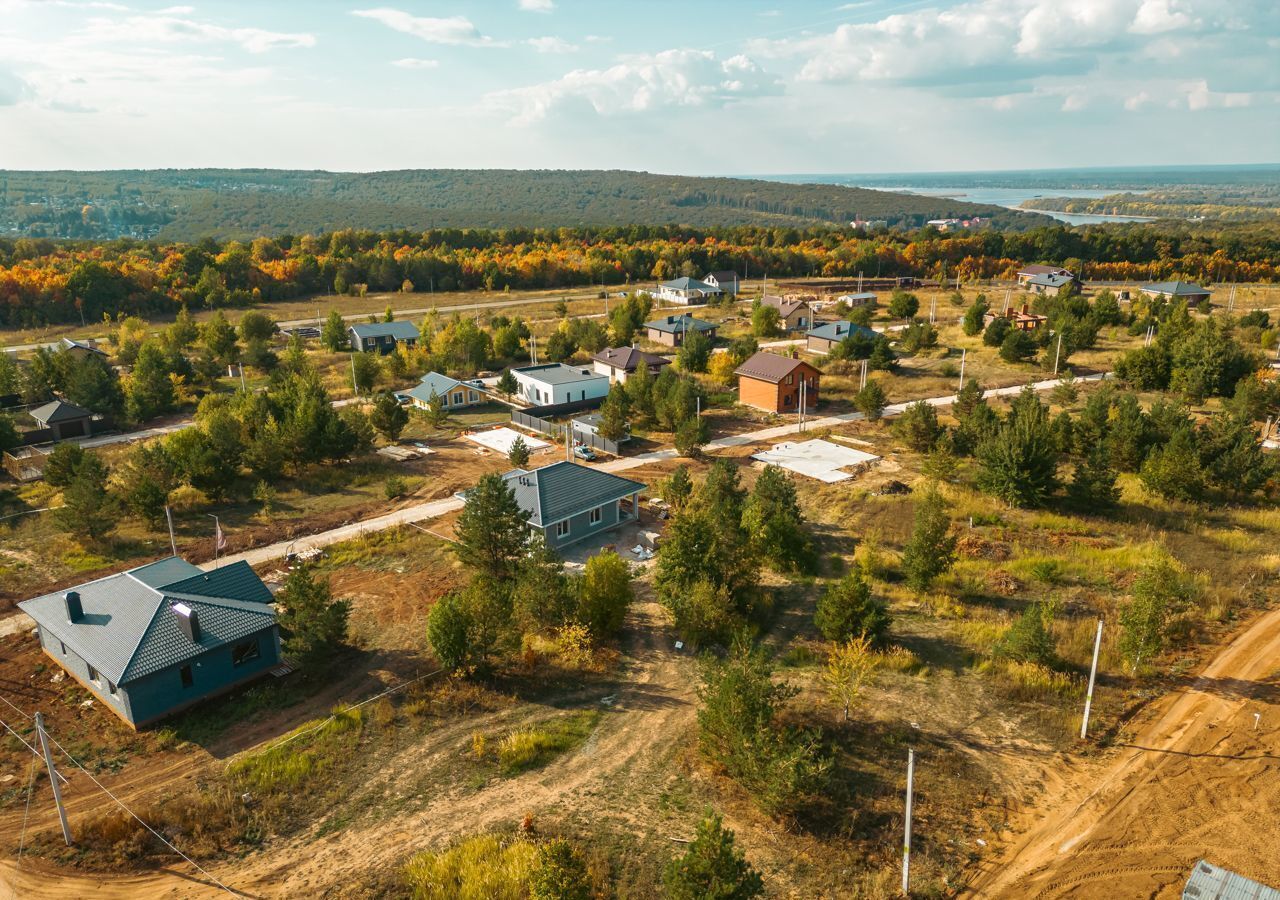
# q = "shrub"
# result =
<box><xmin>531</xmin><ymin>840</ymin><xmax>592</xmax><ymax>900</ymax></box>
<box><xmin>385</xmin><ymin>474</ymin><xmax>408</xmax><ymax>499</ymax></box>
<box><xmin>576</xmin><ymin>551</ymin><xmax>633</xmax><ymax>642</ymax></box>
<box><xmin>994</xmin><ymin>603</ymin><xmax>1056</xmax><ymax>666</ymax></box>
<box><xmin>814</xmin><ymin>571</ymin><xmax>890</xmax><ymax>646</ymax></box>
<box><xmin>664</xmin><ymin>812</ymin><xmax>763</xmax><ymax>900</ymax></box>
<box><xmin>403</xmin><ymin>834</ymin><xmax>537</xmax><ymax>900</ymax></box>
<box><xmin>895</xmin><ymin>400</ymin><xmax>941</xmax><ymax>452</ymax></box>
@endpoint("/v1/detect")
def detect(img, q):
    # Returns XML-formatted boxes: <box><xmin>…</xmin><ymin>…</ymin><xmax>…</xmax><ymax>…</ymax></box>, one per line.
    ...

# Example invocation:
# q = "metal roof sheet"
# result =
<box><xmin>501</xmin><ymin>461</ymin><xmax>644</xmax><ymax>527</ymax></box>
<box><xmin>19</xmin><ymin>556</ymin><xmax>276</xmax><ymax>685</ymax></box>
<box><xmin>734</xmin><ymin>351</ymin><xmax>811</xmax><ymax>383</ymax></box>
<box><xmin>660</xmin><ymin>276</ymin><xmax>719</xmax><ymax>292</ymax></box>
<box><xmin>1183</xmin><ymin>860</ymin><xmax>1280</xmax><ymax>900</ymax></box>
<box><xmin>28</xmin><ymin>399</ymin><xmax>93</xmax><ymax>425</ymax></box>
<box><xmin>348</xmin><ymin>320</ymin><xmax>420</xmax><ymax>340</ymax></box>
<box><xmin>513</xmin><ymin>363</ymin><xmax>608</xmax><ymax>387</ymax></box>
<box><xmin>644</xmin><ymin>314</ymin><xmax>717</xmax><ymax>334</ymax></box>
<box><xmin>807</xmin><ymin>320</ymin><xmax>879</xmax><ymax>342</ymax></box>
<box><xmin>404</xmin><ymin>371</ymin><xmax>463</xmax><ymax>403</ymax></box>
<box><xmin>592</xmin><ymin>347</ymin><xmax>671</xmax><ymax>372</ymax></box>
<box><xmin>1143</xmin><ymin>280</ymin><xmax>1211</xmax><ymax>296</ymax></box>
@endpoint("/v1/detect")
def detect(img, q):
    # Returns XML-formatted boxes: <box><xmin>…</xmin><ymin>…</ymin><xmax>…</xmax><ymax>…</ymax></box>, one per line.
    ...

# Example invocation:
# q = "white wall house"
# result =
<box><xmin>512</xmin><ymin>363</ymin><xmax>611</xmax><ymax>407</ymax></box>
<box><xmin>655</xmin><ymin>277</ymin><xmax>722</xmax><ymax>305</ymax></box>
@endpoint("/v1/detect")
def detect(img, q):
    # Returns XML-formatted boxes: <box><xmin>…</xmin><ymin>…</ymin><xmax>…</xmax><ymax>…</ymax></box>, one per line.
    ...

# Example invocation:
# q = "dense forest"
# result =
<box><xmin>1</xmin><ymin>220</ymin><xmax>1277</xmax><ymax>329</ymax></box>
<box><xmin>0</xmin><ymin>169</ymin><xmax>1052</xmax><ymax>241</ymax></box>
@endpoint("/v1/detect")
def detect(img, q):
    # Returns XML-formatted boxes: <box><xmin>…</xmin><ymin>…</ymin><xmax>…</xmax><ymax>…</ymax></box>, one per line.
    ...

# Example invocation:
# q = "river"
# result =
<box><xmin>868</xmin><ymin>185</ymin><xmax>1154</xmax><ymax>225</ymax></box>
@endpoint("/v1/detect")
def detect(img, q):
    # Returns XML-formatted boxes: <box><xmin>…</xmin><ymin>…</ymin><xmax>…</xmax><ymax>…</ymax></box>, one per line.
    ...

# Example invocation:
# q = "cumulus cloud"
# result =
<box><xmin>0</xmin><ymin>66</ymin><xmax>33</xmax><ymax>105</ymax></box>
<box><xmin>518</xmin><ymin>0</ymin><xmax>554</xmax><ymax>11</ymax></box>
<box><xmin>487</xmin><ymin>49</ymin><xmax>780</xmax><ymax>124</ymax></box>
<box><xmin>526</xmin><ymin>36</ymin><xmax>577</xmax><ymax>53</ymax></box>
<box><xmin>352</xmin><ymin>7</ymin><xmax>503</xmax><ymax>46</ymax></box>
<box><xmin>1183</xmin><ymin>79</ymin><xmax>1252</xmax><ymax>109</ymax></box>
<box><xmin>391</xmin><ymin>57</ymin><xmax>439</xmax><ymax>69</ymax></box>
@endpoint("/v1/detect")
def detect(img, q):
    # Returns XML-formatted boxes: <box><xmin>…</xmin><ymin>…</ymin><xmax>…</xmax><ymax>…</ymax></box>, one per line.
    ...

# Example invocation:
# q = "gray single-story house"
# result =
<box><xmin>498</xmin><ymin>461</ymin><xmax>645</xmax><ymax>550</ymax></box>
<box><xmin>644</xmin><ymin>314</ymin><xmax>719</xmax><ymax>348</ymax></box>
<box><xmin>1024</xmin><ymin>272</ymin><xmax>1079</xmax><ymax>297</ymax></box>
<box><xmin>592</xmin><ymin>346</ymin><xmax>672</xmax><ymax>383</ymax></box>
<box><xmin>28</xmin><ymin>398</ymin><xmax>94</xmax><ymax>441</ymax></box>
<box><xmin>1140</xmin><ymin>281</ymin><xmax>1212</xmax><ymax>304</ymax></box>
<box><xmin>59</xmin><ymin>337</ymin><xmax>108</xmax><ymax>360</ymax></box>
<box><xmin>348</xmin><ymin>320</ymin><xmax>420</xmax><ymax>354</ymax></box>
<box><xmin>806</xmin><ymin>320</ymin><xmax>880</xmax><ymax>354</ymax></box>
<box><xmin>404</xmin><ymin>372</ymin><xmax>484</xmax><ymax>411</ymax></box>
<box><xmin>19</xmin><ymin>556</ymin><xmax>281</xmax><ymax>729</ymax></box>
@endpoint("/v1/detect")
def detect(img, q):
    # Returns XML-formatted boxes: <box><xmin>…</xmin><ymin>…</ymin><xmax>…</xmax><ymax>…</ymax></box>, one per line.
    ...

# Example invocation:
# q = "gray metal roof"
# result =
<box><xmin>660</xmin><ymin>276</ymin><xmax>720</xmax><ymax>292</ymax></box>
<box><xmin>513</xmin><ymin>363</ymin><xmax>608</xmax><ymax>387</ymax></box>
<box><xmin>762</xmin><ymin>295</ymin><xmax>808</xmax><ymax>317</ymax></box>
<box><xmin>501</xmin><ymin>461</ymin><xmax>644</xmax><ymax>527</ymax></box>
<box><xmin>1018</xmin><ymin>264</ymin><xmax>1072</xmax><ymax>276</ymax></box>
<box><xmin>1027</xmin><ymin>272</ymin><xmax>1076</xmax><ymax>287</ymax></box>
<box><xmin>28</xmin><ymin>399</ymin><xmax>93</xmax><ymax>425</ymax></box>
<box><xmin>348</xmin><ymin>320</ymin><xmax>420</xmax><ymax>340</ymax></box>
<box><xmin>405</xmin><ymin>371</ymin><xmax>463</xmax><ymax>403</ymax></box>
<box><xmin>1183</xmin><ymin>860</ymin><xmax>1280</xmax><ymax>900</ymax></box>
<box><xmin>1143</xmin><ymin>280</ymin><xmax>1211</xmax><ymax>297</ymax></box>
<box><xmin>644</xmin><ymin>314</ymin><xmax>717</xmax><ymax>335</ymax></box>
<box><xmin>60</xmin><ymin>337</ymin><xmax>106</xmax><ymax>355</ymax></box>
<box><xmin>807</xmin><ymin>320</ymin><xmax>879</xmax><ymax>342</ymax></box>
<box><xmin>19</xmin><ymin>556</ymin><xmax>276</xmax><ymax>685</ymax></box>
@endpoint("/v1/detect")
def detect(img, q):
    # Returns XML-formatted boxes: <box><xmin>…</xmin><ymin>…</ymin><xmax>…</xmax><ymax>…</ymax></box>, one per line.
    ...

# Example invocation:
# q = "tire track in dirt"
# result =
<box><xmin>966</xmin><ymin>604</ymin><xmax>1280</xmax><ymax>898</ymax></box>
<box><xmin>0</xmin><ymin>598</ymin><xmax>697</xmax><ymax>898</ymax></box>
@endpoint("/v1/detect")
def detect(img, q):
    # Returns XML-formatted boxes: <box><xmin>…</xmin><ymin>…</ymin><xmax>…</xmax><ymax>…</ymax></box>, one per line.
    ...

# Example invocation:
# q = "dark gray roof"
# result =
<box><xmin>348</xmin><ymin>320</ymin><xmax>420</xmax><ymax>340</ymax></box>
<box><xmin>1183</xmin><ymin>860</ymin><xmax>1280</xmax><ymax>900</ymax></box>
<box><xmin>405</xmin><ymin>372</ymin><xmax>463</xmax><ymax>404</ymax></box>
<box><xmin>60</xmin><ymin>338</ymin><xmax>107</xmax><ymax>355</ymax></box>
<box><xmin>1142</xmin><ymin>280</ymin><xmax>1211</xmax><ymax>297</ymax></box>
<box><xmin>592</xmin><ymin>347</ymin><xmax>671</xmax><ymax>372</ymax></box>
<box><xmin>761</xmin><ymin>295</ymin><xmax>808</xmax><ymax>317</ymax></box>
<box><xmin>807</xmin><ymin>320</ymin><xmax>879</xmax><ymax>342</ymax></box>
<box><xmin>513</xmin><ymin>363</ymin><xmax>608</xmax><ymax>386</ymax></box>
<box><xmin>501</xmin><ymin>461</ymin><xmax>644</xmax><ymax>527</ymax></box>
<box><xmin>19</xmin><ymin>556</ymin><xmax>276</xmax><ymax>685</ymax></box>
<box><xmin>734</xmin><ymin>352</ymin><xmax>812</xmax><ymax>383</ymax></box>
<box><xmin>1018</xmin><ymin>264</ymin><xmax>1072</xmax><ymax>277</ymax></box>
<box><xmin>28</xmin><ymin>399</ymin><xmax>93</xmax><ymax>425</ymax></box>
<box><xmin>645</xmin><ymin>314</ymin><xmax>717</xmax><ymax>335</ymax></box>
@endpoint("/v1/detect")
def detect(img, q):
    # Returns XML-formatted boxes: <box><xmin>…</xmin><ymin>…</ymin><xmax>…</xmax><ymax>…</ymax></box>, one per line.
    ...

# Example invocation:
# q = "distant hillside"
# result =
<box><xmin>0</xmin><ymin>168</ymin><xmax>1051</xmax><ymax>241</ymax></box>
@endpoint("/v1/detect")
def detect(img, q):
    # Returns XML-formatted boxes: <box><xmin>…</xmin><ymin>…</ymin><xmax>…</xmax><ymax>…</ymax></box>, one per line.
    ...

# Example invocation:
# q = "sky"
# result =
<box><xmin>0</xmin><ymin>0</ymin><xmax>1277</xmax><ymax>174</ymax></box>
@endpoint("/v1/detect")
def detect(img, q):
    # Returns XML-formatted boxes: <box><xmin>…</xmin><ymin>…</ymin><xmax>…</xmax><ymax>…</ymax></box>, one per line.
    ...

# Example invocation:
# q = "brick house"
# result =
<box><xmin>734</xmin><ymin>352</ymin><xmax>820</xmax><ymax>414</ymax></box>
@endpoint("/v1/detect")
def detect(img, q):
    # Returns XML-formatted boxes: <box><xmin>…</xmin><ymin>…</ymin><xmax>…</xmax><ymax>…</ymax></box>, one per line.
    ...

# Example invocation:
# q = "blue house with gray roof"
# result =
<box><xmin>19</xmin><ymin>557</ymin><xmax>280</xmax><ymax>729</ymax></box>
<box><xmin>806</xmin><ymin>320</ymin><xmax>880</xmax><ymax>354</ymax></box>
<box><xmin>348</xmin><ymin>320</ymin><xmax>420</xmax><ymax>354</ymax></box>
<box><xmin>489</xmin><ymin>461</ymin><xmax>645</xmax><ymax>550</ymax></box>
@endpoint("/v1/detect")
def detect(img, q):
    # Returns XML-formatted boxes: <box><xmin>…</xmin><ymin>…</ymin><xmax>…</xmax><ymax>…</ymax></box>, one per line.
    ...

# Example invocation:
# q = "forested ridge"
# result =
<box><xmin>1</xmin><ymin>220</ymin><xmax>1277</xmax><ymax>328</ymax></box>
<box><xmin>0</xmin><ymin>168</ymin><xmax>1049</xmax><ymax>241</ymax></box>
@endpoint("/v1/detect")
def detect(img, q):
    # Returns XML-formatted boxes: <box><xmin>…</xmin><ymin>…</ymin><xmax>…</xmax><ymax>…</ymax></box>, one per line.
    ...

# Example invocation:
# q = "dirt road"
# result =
<box><xmin>0</xmin><ymin>596</ymin><xmax>697</xmax><ymax>899</ymax></box>
<box><xmin>967</xmin><ymin>604</ymin><xmax>1280</xmax><ymax>898</ymax></box>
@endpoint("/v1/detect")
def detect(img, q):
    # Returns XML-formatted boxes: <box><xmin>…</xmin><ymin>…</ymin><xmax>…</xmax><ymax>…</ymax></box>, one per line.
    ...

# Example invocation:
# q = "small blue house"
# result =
<box><xmin>491</xmin><ymin>461</ymin><xmax>645</xmax><ymax>550</ymax></box>
<box><xmin>19</xmin><ymin>557</ymin><xmax>281</xmax><ymax>729</ymax></box>
<box><xmin>348</xmin><ymin>320</ymin><xmax>420</xmax><ymax>354</ymax></box>
<box><xmin>806</xmin><ymin>320</ymin><xmax>880</xmax><ymax>354</ymax></box>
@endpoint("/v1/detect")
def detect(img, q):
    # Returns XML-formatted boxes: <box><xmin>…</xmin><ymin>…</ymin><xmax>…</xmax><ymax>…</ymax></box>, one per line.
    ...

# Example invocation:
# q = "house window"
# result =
<box><xmin>452</xmin><ymin>391</ymin><xmax>463</xmax><ymax>405</ymax></box>
<box><xmin>784</xmin><ymin>394</ymin><xmax>794</xmax><ymax>407</ymax></box>
<box><xmin>786</xmin><ymin>374</ymin><xmax>794</xmax><ymax>385</ymax></box>
<box><xmin>87</xmin><ymin>664</ymin><xmax>100</xmax><ymax>685</ymax></box>
<box><xmin>59</xmin><ymin>639</ymin><xmax>67</xmax><ymax>656</ymax></box>
<box><xmin>555</xmin><ymin>520</ymin><xmax>571</xmax><ymax>538</ymax></box>
<box><xmin>589</xmin><ymin>506</ymin><xmax>602</xmax><ymax>525</ymax></box>
<box><xmin>232</xmin><ymin>639</ymin><xmax>261</xmax><ymax>667</ymax></box>
<box><xmin>107</xmin><ymin>681</ymin><xmax>118</xmax><ymax>697</ymax></box>
<box><xmin>180</xmin><ymin>665</ymin><xmax>194</xmax><ymax>689</ymax></box>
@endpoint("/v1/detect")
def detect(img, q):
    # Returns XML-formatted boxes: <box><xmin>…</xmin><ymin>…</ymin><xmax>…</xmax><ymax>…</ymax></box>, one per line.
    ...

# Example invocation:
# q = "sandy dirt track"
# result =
<box><xmin>967</xmin><ymin>604</ymin><xmax>1280</xmax><ymax>898</ymax></box>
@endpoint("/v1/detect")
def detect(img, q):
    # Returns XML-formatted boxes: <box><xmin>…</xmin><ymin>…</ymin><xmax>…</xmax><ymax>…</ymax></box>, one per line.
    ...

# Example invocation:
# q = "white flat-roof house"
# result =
<box><xmin>655</xmin><ymin>277</ymin><xmax>722</xmax><ymax>305</ymax></box>
<box><xmin>512</xmin><ymin>363</ymin><xmax>611</xmax><ymax>407</ymax></box>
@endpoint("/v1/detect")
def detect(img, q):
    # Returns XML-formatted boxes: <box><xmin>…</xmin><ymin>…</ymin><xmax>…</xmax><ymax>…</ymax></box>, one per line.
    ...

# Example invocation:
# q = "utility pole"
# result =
<box><xmin>239</xmin><ymin>363</ymin><xmax>246</xmax><ymax>392</ymax></box>
<box><xmin>957</xmin><ymin>347</ymin><xmax>966</xmax><ymax>392</ymax></box>
<box><xmin>860</xmin><ymin>358</ymin><xmax>868</xmax><ymax>391</ymax></box>
<box><xmin>1002</xmin><ymin>289</ymin><xmax>1011</xmax><ymax>314</ymax></box>
<box><xmin>1053</xmin><ymin>332</ymin><xmax>1064</xmax><ymax>376</ymax></box>
<box><xmin>350</xmin><ymin>352</ymin><xmax>358</xmax><ymax>394</ymax></box>
<box><xmin>1080</xmin><ymin>620</ymin><xmax>1104</xmax><ymax>740</ymax></box>
<box><xmin>902</xmin><ymin>748</ymin><xmax>914</xmax><ymax>896</ymax></box>
<box><xmin>35</xmin><ymin>712</ymin><xmax>72</xmax><ymax>846</ymax></box>
<box><xmin>209</xmin><ymin>514</ymin><xmax>222</xmax><ymax>569</ymax></box>
<box><xmin>164</xmin><ymin>505</ymin><xmax>177</xmax><ymax>556</ymax></box>
<box><xmin>929</xmin><ymin>296</ymin><xmax>937</xmax><ymax>324</ymax></box>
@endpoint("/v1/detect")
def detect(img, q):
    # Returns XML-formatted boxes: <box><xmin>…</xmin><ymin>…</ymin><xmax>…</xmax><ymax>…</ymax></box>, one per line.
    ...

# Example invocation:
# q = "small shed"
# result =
<box><xmin>29</xmin><ymin>399</ymin><xmax>94</xmax><ymax>441</ymax></box>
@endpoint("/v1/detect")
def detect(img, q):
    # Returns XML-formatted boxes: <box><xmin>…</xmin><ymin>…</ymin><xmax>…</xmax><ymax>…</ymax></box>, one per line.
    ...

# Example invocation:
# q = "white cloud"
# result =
<box><xmin>1060</xmin><ymin>91</ymin><xmax>1087</xmax><ymax>112</ymax></box>
<box><xmin>1124</xmin><ymin>89</ymin><xmax>1152</xmax><ymax>110</ymax></box>
<box><xmin>1184</xmin><ymin>79</ymin><xmax>1252</xmax><ymax>109</ymax></box>
<box><xmin>77</xmin><ymin>12</ymin><xmax>315</xmax><ymax>53</ymax></box>
<box><xmin>0</xmin><ymin>66</ymin><xmax>33</xmax><ymax>105</ymax></box>
<box><xmin>1131</xmin><ymin>0</ymin><xmax>1195</xmax><ymax>34</ymax></box>
<box><xmin>391</xmin><ymin>57</ymin><xmax>439</xmax><ymax>69</ymax></box>
<box><xmin>526</xmin><ymin>36</ymin><xmax>577</xmax><ymax>53</ymax></box>
<box><xmin>518</xmin><ymin>0</ymin><xmax>554</xmax><ymax>11</ymax></box>
<box><xmin>487</xmin><ymin>49</ymin><xmax>780</xmax><ymax>124</ymax></box>
<box><xmin>352</xmin><ymin>7</ymin><xmax>502</xmax><ymax>46</ymax></box>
